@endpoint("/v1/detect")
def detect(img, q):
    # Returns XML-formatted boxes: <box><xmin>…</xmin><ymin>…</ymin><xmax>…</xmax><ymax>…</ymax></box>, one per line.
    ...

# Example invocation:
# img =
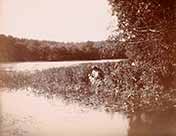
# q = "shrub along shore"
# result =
<box><xmin>1</xmin><ymin>61</ymin><xmax>176</xmax><ymax>114</ymax></box>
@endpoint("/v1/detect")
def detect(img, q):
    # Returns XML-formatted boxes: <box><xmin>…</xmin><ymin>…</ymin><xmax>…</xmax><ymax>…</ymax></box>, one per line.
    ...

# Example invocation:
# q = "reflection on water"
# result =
<box><xmin>128</xmin><ymin>110</ymin><xmax>176</xmax><ymax>136</ymax></box>
<box><xmin>0</xmin><ymin>88</ymin><xmax>129</xmax><ymax>136</ymax></box>
<box><xmin>0</xmin><ymin>60</ymin><xmax>124</xmax><ymax>72</ymax></box>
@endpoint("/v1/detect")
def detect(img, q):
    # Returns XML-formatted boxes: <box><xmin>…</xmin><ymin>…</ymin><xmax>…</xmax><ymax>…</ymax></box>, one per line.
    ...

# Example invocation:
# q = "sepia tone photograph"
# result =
<box><xmin>0</xmin><ymin>0</ymin><xmax>176</xmax><ymax>136</ymax></box>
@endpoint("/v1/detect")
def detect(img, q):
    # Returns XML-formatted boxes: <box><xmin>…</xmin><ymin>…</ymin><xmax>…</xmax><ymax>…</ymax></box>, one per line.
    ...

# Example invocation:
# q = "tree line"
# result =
<box><xmin>0</xmin><ymin>34</ymin><xmax>127</xmax><ymax>62</ymax></box>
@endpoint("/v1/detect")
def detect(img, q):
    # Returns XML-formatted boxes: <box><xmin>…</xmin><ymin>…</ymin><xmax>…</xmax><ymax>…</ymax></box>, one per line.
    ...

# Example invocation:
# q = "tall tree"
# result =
<box><xmin>108</xmin><ymin>0</ymin><xmax>176</xmax><ymax>89</ymax></box>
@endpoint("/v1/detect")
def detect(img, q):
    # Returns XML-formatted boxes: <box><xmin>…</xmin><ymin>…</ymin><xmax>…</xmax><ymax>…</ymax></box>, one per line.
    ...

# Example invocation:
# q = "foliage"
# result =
<box><xmin>1</xmin><ymin>61</ymin><xmax>176</xmax><ymax>113</ymax></box>
<box><xmin>0</xmin><ymin>35</ymin><xmax>126</xmax><ymax>62</ymax></box>
<box><xmin>108</xmin><ymin>0</ymin><xmax>176</xmax><ymax>90</ymax></box>
<box><xmin>108</xmin><ymin>0</ymin><xmax>176</xmax><ymax>41</ymax></box>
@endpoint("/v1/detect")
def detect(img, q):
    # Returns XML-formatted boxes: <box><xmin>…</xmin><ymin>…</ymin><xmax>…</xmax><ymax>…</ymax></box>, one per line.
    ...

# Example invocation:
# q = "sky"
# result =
<box><xmin>0</xmin><ymin>0</ymin><xmax>113</xmax><ymax>42</ymax></box>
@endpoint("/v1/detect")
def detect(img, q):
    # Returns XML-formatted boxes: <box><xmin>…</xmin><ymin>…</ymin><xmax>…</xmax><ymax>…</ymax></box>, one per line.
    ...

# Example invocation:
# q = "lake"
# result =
<box><xmin>0</xmin><ymin>88</ymin><xmax>129</xmax><ymax>136</ymax></box>
<box><xmin>0</xmin><ymin>61</ymin><xmax>176</xmax><ymax>136</ymax></box>
<box><xmin>0</xmin><ymin>59</ymin><xmax>126</xmax><ymax>72</ymax></box>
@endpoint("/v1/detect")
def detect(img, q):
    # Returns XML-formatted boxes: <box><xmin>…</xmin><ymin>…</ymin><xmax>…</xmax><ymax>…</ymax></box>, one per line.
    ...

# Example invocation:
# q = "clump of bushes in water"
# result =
<box><xmin>1</xmin><ymin>61</ymin><xmax>176</xmax><ymax>113</ymax></box>
<box><xmin>0</xmin><ymin>71</ymin><xmax>31</xmax><ymax>89</ymax></box>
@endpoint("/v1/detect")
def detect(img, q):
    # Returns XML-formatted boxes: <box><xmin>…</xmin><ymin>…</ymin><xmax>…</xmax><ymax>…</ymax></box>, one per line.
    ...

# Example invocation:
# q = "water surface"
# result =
<box><xmin>0</xmin><ymin>59</ymin><xmax>125</xmax><ymax>72</ymax></box>
<box><xmin>0</xmin><ymin>88</ymin><xmax>129</xmax><ymax>136</ymax></box>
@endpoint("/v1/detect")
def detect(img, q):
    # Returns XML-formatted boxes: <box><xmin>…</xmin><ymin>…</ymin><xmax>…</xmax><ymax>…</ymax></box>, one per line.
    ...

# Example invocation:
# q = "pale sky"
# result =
<box><xmin>1</xmin><ymin>0</ymin><xmax>112</xmax><ymax>42</ymax></box>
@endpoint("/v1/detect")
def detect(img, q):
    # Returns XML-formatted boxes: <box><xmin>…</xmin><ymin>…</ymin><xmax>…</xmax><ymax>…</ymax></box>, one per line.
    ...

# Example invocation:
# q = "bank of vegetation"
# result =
<box><xmin>1</xmin><ymin>60</ymin><xmax>176</xmax><ymax>113</ymax></box>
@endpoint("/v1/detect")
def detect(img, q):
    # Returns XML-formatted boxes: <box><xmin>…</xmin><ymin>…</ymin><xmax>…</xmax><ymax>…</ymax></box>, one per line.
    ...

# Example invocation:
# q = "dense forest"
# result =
<box><xmin>0</xmin><ymin>34</ymin><xmax>127</xmax><ymax>62</ymax></box>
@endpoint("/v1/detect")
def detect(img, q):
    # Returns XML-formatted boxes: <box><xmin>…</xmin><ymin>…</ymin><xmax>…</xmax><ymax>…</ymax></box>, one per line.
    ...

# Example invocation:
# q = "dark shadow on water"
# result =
<box><xmin>128</xmin><ymin>109</ymin><xmax>176</xmax><ymax>136</ymax></box>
